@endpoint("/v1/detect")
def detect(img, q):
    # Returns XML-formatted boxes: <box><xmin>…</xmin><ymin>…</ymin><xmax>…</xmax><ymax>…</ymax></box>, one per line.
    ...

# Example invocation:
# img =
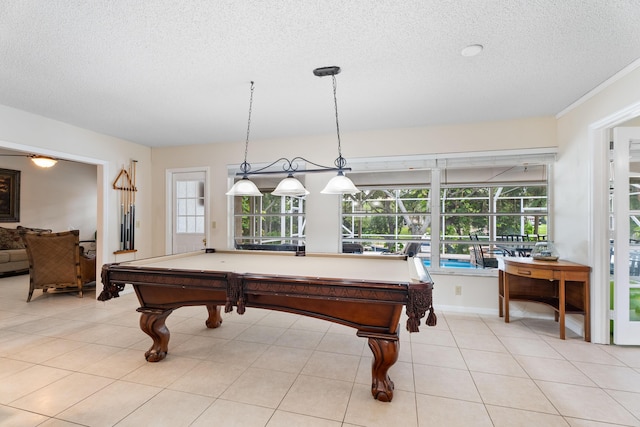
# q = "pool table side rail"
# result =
<box><xmin>100</xmin><ymin>262</ymin><xmax>435</xmax><ymax>334</ymax></box>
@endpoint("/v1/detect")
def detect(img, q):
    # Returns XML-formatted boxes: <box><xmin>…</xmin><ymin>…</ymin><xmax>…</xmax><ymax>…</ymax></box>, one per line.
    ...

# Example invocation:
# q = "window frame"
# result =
<box><xmin>341</xmin><ymin>187</ymin><xmax>431</xmax><ymax>253</ymax></box>
<box><xmin>339</xmin><ymin>151</ymin><xmax>554</xmax><ymax>273</ymax></box>
<box><xmin>437</xmin><ymin>179</ymin><xmax>549</xmax><ymax>270</ymax></box>
<box><xmin>227</xmin><ymin>149</ymin><xmax>556</xmax><ymax>270</ymax></box>
<box><xmin>232</xmin><ymin>193</ymin><xmax>306</xmax><ymax>250</ymax></box>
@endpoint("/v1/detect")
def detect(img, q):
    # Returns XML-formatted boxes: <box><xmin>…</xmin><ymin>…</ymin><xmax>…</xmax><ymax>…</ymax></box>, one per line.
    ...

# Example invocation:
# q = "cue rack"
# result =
<box><xmin>113</xmin><ymin>160</ymin><xmax>137</xmax><ymax>254</ymax></box>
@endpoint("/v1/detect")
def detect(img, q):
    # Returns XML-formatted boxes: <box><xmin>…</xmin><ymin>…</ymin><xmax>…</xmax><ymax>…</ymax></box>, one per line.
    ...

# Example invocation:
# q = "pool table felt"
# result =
<box><xmin>122</xmin><ymin>250</ymin><xmax>430</xmax><ymax>285</ymax></box>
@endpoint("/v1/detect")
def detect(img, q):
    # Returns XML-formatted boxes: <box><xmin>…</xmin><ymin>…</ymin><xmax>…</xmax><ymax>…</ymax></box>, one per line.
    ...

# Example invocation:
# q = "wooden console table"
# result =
<box><xmin>498</xmin><ymin>257</ymin><xmax>591</xmax><ymax>341</ymax></box>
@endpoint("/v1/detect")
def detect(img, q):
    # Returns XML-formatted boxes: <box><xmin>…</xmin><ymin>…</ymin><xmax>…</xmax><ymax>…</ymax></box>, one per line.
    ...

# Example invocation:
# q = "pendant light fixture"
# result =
<box><xmin>226</xmin><ymin>66</ymin><xmax>359</xmax><ymax>197</ymax></box>
<box><xmin>315</xmin><ymin>66</ymin><xmax>359</xmax><ymax>195</ymax></box>
<box><xmin>226</xmin><ymin>81</ymin><xmax>263</xmax><ymax>197</ymax></box>
<box><xmin>272</xmin><ymin>174</ymin><xmax>310</xmax><ymax>196</ymax></box>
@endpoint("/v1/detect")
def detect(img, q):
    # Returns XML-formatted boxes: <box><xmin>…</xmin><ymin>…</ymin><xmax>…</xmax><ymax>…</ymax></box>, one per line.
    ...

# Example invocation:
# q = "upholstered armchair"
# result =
<box><xmin>22</xmin><ymin>230</ymin><xmax>83</xmax><ymax>302</ymax></box>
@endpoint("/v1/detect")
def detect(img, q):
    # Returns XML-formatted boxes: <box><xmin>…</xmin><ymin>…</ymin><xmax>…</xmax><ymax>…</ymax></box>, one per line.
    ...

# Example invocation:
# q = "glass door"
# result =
<box><xmin>612</xmin><ymin>127</ymin><xmax>640</xmax><ymax>344</ymax></box>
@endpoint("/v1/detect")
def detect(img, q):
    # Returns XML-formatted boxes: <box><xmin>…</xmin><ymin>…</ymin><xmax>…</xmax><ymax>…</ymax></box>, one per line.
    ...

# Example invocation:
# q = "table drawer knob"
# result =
<box><xmin>517</xmin><ymin>269</ymin><xmax>532</xmax><ymax>276</ymax></box>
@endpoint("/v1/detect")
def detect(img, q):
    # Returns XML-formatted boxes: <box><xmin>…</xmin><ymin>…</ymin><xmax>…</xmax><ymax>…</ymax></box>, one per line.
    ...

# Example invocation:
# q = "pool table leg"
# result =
<box><xmin>205</xmin><ymin>304</ymin><xmax>222</xmax><ymax>328</ymax></box>
<box><xmin>137</xmin><ymin>307</ymin><xmax>174</xmax><ymax>362</ymax></box>
<box><xmin>358</xmin><ymin>330</ymin><xmax>399</xmax><ymax>402</ymax></box>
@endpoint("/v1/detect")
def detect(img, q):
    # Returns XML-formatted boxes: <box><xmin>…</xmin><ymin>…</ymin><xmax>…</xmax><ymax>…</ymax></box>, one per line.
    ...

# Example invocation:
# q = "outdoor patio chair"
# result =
<box><xmin>470</xmin><ymin>234</ymin><xmax>499</xmax><ymax>268</ymax></box>
<box><xmin>403</xmin><ymin>242</ymin><xmax>422</xmax><ymax>257</ymax></box>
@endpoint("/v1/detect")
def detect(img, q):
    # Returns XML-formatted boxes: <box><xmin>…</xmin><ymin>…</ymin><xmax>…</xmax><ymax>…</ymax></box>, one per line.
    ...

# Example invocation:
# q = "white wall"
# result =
<box><xmin>150</xmin><ymin>116</ymin><xmax>557</xmax><ymax>314</ymax></box>
<box><xmin>151</xmin><ymin>116</ymin><xmax>556</xmax><ymax>254</ymax></box>
<box><xmin>556</xmin><ymin>66</ymin><xmax>640</xmax><ymax>262</ymax></box>
<box><xmin>556</xmin><ymin>64</ymin><xmax>640</xmax><ymax>343</ymax></box>
<box><xmin>0</xmin><ymin>104</ymin><xmax>152</xmax><ymax>277</ymax></box>
<box><xmin>0</xmin><ymin>151</ymin><xmax>97</xmax><ymax>240</ymax></box>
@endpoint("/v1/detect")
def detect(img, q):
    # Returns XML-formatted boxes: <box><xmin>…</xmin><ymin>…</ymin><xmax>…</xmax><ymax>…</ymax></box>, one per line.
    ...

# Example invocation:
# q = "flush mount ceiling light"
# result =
<box><xmin>461</xmin><ymin>44</ymin><xmax>484</xmax><ymax>57</ymax></box>
<box><xmin>226</xmin><ymin>67</ymin><xmax>360</xmax><ymax>197</ymax></box>
<box><xmin>0</xmin><ymin>153</ymin><xmax>60</xmax><ymax>168</ymax></box>
<box><xmin>30</xmin><ymin>155</ymin><xmax>58</xmax><ymax>168</ymax></box>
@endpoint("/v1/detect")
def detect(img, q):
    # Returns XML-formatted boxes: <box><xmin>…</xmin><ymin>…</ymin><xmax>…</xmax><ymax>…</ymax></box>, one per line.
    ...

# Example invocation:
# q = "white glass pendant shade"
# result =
<box><xmin>226</xmin><ymin>178</ymin><xmax>263</xmax><ymax>196</ymax></box>
<box><xmin>272</xmin><ymin>176</ymin><xmax>309</xmax><ymax>196</ymax></box>
<box><xmin>30</xmin><ymin>156</ymin><xmax>57</xmax><ymax>168</ymax></box>
<box><xmin>321</xmin><ymin>172</ymin><xmax>360</xmax><ymax>195</ymax></box>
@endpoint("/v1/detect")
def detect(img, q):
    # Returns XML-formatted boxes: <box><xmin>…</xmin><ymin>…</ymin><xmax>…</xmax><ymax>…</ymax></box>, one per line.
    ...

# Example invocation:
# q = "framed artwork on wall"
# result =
<box><xmin>0</xmin><ymin>168</ymin><xmax>20</xmax><ymax>222</ymax></box>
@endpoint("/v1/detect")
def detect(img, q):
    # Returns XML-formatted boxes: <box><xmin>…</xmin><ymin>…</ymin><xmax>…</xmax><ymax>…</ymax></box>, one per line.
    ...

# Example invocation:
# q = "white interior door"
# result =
<box><xmin>612</xmin><ymin>127</ymin><xmax>640</xmax><ymax>344</ymax></box>
<box><xmin>169</xmin><ymin>170</ymin><xmax>208</xmax><ymax>254</ymax></box>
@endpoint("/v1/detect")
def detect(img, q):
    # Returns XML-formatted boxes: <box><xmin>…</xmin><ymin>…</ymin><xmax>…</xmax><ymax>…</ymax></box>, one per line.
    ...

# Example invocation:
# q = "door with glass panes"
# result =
<box><xmin>171</xmin><ymin>170</ymin><xmax>207</xmax><ymax>254</ymax></box>
<box><xmin>612</xmin><ymin>127</ymin><xmax>640</xmax><ymax>344</ymax></box>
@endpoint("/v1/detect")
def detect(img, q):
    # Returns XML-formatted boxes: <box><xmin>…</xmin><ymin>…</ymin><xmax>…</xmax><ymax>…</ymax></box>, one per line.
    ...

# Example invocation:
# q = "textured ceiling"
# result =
<box><xmin>1</xmin><ymin>1</ymin><xmax>640</xmax><ymax>147</ymax></box>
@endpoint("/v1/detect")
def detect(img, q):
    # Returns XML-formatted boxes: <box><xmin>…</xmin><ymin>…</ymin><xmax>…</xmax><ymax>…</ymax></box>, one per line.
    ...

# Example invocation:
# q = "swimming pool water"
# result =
<box><xmin>422</xmin><ymin>259</ymin><xmax>474</xmax><ymax>269</ymax></box>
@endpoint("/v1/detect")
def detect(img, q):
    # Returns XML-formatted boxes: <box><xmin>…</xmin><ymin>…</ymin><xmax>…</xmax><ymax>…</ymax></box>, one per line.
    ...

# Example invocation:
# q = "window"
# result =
<box><xmin>440</xmin><ymin>181</ymin><xmax>548</xmax><ymax>267</ymax></box>
<box><xmin>340</xmin><ymin>154</ymin><xmax>552</xmax><ymax>271</ymax></box>
<box><xmin>228</xmin><ymin>149</ymin><xmax>555</xmax><ymax>267</ymax></box>
<box><xmin>233</xmin><ymin>193</ymin><xmax>305</xmax><ymax>250</ymax></box>
<box><xmin>342</xmin><ymin>188</ymin><xmax>430</xmax><ymax>253</ymax></box>
<box><xmin>176</xmin><ymin>180</ymin><xmax>205</xmax><ymax>233</ymax></box>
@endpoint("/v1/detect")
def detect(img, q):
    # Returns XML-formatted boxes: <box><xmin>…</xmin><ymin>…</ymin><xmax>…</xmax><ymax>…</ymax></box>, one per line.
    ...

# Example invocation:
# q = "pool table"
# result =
<box><xmin>99</xmin><ymin>249</ymin><xmax>436</xmax><ymax>402</ymax></box>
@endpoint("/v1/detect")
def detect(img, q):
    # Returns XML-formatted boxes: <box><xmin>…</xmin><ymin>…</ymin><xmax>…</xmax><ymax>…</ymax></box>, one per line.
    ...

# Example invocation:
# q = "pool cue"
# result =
<box><xmin>119</xmin><ymin>190</ymin><xmax>125</xmax><ymax>251</ymax></box>
<box><xmin>119</xmin><ymin>169</ymin><xmax>125</xmax><ymax>251</ymax></box>
<box><xmin>122</xmin><ymin>176</ymin><xmax>127</xmax><ymax>250</ymax></box>
<box><xmin>127</xmin><ymin>163</ymin><xmax>133</xmax><ymax>250</ymax></box>
<box><xmin>124</xmin><ymin>170</ymin><xmax>130</xmax><ymax>250</ymax></box>
<box><xmin>131</xmin><ymin>160</ymin><xmax>137</xmax><ymax>250</ymax></box>
<box><xmin>127</xmin><ymin>170</ymin><xmax>132</xmax><ymax>250</ymax></box>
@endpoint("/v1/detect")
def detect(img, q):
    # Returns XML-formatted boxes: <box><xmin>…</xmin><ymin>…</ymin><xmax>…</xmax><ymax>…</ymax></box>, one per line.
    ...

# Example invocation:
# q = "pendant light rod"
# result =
<box><xmin>226</xmin><ymin>81</ymin><xmax>263</xmax><ymax>196</ymax></box>
<box><xmin>238</xmin><ymin>81</ymin><xmax>255</xmax><ymax>177</ymax></box>
<box><xmin>313</xmin><ymin>66</ymin><xmax>348</xmax><ymax>171</ymax></box>
<box><xmin>316</xmin><ymin>66</ymin><xmax>359</xmax><ymax>194</ymax></box>
<box><xmin>234</xmin><ymin>156</ymin><xmax>351</xmax><ymax>177</ymax></box>
<box><xmin>331</xmin><ymin>72</ymin><xmax>347</xmax><ymax>171</ymax></box>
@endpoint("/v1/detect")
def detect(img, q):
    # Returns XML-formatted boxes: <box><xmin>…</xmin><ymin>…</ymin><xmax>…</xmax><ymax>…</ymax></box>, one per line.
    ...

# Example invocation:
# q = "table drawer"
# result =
<box><xmin>505</xmin><ymin>264</ymin><xmax>554</xmax><ymax>280</ymax></box>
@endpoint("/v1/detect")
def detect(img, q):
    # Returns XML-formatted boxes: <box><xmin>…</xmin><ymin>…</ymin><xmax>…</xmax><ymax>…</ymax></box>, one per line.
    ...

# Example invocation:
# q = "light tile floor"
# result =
<box><xmin>1</xmin><ymin>274</ymin><xmax>640</xmax><ymax>426</ymax></box>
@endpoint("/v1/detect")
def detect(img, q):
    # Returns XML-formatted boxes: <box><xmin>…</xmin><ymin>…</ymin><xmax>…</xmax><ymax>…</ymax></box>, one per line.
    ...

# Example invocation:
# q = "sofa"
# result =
<box><xmin>0</xmin><ymin>226</ymin><xmax>51</xmax><ymax>276</ymax></box>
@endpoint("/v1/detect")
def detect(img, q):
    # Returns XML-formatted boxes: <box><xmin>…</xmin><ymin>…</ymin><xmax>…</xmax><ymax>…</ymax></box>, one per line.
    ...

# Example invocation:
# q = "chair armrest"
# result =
<box><xmin>80</xmin><ymin>255</ymin><xmax>96</xmax><ymax>284</ymax></box>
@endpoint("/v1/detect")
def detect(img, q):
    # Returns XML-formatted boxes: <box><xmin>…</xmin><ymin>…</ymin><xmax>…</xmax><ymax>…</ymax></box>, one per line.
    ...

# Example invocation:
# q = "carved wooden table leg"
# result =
<box><xmin>357</xmin><ymin>330</ymin><xmax>399</xmax><ymax>402</ymax></box>
<box><xmin>205</xmin><ymin>304</ymin><xmax>222</xmax><ymax>328</ymax></box>
<box><xmin>137</xmin><ymin>307</ymin><xmax>174</xmax><ymax>362</ymax></box>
